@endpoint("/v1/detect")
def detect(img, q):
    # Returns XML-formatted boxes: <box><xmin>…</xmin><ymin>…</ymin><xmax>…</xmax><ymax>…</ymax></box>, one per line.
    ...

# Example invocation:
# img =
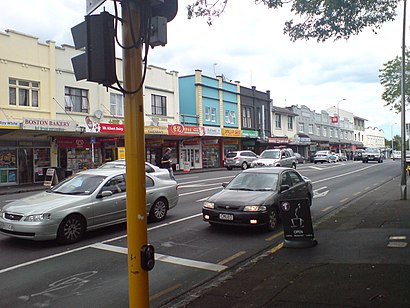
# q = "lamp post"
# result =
<box><xmin>337</xmin><ymin>98</ymin><xmax>346</xmax><ymax>154</ymax></box>
<box><xmin>400</xmin><ymin>0</ymin><xmax>407</xmax><ymax>200</ymax></box>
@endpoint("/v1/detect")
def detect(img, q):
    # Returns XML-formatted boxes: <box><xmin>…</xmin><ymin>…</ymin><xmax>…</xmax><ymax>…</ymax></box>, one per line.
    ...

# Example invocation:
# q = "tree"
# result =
<box><xmin>187</xmin><ymin>0</ymin><xmax>400</xmax><ymax>42</ymax></box>
<box><xmin>379</xmin><ymin>51</ymin><xmax>410</xmax><ymax>113</ymax></box>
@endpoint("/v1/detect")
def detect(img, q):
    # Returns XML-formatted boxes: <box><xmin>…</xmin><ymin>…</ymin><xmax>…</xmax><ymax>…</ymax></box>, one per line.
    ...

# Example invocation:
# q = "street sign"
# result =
<box><xmin>86</xmin><ymin>0</ymin><xmax>106</xmax><ymax>15</ymax></box>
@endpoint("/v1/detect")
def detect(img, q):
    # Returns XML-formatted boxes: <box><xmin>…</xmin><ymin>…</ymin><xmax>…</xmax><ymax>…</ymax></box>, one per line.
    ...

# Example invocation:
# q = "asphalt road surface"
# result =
<box><xmin>0</xmin><ymin>159</ymin><xmax>401</xmax><ymax>307</ymax></box>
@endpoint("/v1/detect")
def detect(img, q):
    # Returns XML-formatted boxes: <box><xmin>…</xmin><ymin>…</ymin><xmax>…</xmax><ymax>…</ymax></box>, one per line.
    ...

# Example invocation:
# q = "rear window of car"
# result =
<box><xmin>226</xmin><ymin>152</ymin><xmax>238</xmax><ymax>158</ymax></box>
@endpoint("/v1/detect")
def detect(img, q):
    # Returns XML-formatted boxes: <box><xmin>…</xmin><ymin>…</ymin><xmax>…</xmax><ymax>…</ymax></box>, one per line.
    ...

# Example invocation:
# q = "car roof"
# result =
<box><xmin>242</xmin><ymin>167</ymin><xmax>294</xmax><ymax>174</ymax></box>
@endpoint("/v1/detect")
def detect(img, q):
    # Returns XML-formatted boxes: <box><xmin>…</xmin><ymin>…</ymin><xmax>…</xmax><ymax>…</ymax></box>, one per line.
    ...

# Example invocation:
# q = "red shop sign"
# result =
<box><xmin>55</xmin><ymin>137</ymin><xmax>101</xmax><ymax>149</ymax></box>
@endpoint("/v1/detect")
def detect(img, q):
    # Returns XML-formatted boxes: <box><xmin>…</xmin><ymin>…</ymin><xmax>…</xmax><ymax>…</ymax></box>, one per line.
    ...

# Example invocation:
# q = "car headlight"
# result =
<box><xmin>203</xmin><ymin>201</ymin><xmax>215</xmax><ymax>209</ymax></box>
<box><xmin>24</xmin><ymin>213</ymin><xmax>51</xmax><ymax>222</ymax></box>
<box><xmin>243</xmin><ymin>205</ymin><xmax>267</xmax><ymax>212</ymax></box>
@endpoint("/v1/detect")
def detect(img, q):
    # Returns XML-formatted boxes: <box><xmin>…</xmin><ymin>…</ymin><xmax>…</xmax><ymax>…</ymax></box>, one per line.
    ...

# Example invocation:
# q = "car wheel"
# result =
<box><xmin>226</xmin><ymin>166</ymin><xmax>233</xmax><ymax>170</ymax></box>
<box><xmin>241</xmin><ymin>162</ymin><xmax>248</xmax><ymax>170</ymax></box>
<box><xmin>149</xmin><ymin>198</ymin><xmax>168</xmax><ymax>222</ymax></box>
<box><xmin>57</xmin><ymin>214</ymin><xmax>86</xmax><ymax>244</ymax></box>
<box><xmin>266</xmin><ymin>207</ymin><xmax>279</xmax><ymax>231</ymax></box>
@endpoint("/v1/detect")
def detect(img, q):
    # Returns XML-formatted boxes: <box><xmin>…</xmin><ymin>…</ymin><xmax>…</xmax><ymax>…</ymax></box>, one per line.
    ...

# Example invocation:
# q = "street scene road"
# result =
<box><xmin>0</xmin><ymin>160</ymin><xmax>402</xmax><ymax>307</ymax></box>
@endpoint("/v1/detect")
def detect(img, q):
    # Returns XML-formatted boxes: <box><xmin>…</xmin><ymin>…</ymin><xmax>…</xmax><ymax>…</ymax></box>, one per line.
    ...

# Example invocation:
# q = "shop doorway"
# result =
<box><xmin>180</xmin><ymin>147</ymin><xmax>201</xmax><ymax>169</ymax></box>
<box><xmin>18</xmin><ymin>148</ymin><xmax>34</xmax><ymax>184</ymax></box>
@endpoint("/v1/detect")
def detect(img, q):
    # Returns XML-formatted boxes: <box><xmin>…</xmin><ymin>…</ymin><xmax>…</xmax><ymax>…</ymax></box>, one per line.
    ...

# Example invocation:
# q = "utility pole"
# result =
<box><xmin>122</xmin><ymin>1</ymin><xmax>149</xmax><ymax>306</ymax></box>
<box><xmin>401</xmin><ymin>0</ymin><xmax>407</xmax><ymax>200</ymax></box>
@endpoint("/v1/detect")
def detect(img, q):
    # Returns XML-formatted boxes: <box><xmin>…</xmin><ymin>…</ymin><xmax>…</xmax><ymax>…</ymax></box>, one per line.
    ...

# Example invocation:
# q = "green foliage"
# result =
<box><xmin>379</xmin><ymin>50</ymin><xmax>410</xmax><ymax>113</ymax></box>
<box><xmin>187</xmin><ymin>0</ymin><xmax>400</xmax><ymax>42</ymax></box>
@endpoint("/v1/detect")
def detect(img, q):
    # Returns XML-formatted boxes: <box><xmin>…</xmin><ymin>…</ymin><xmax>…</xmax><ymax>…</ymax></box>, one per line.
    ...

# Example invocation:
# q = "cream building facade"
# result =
<box><xmin>0</xmin><ymin>29</ymin><xmax>180</xmax><ymax>185</ymax></box>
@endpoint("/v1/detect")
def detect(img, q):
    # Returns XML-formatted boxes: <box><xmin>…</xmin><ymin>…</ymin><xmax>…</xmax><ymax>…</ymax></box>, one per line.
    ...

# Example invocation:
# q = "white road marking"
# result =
<box><xmin>179</xmin><ymin>186</ymin><xmax>223</xmax><ymax>197</ymax></box>
<box><xmin>196</xmin><ymin>197</ymin><xmax>208</xmax><ymax>202</ymax></box>
<box><xmin>178</xmin><ymin>175</ymin><xmax>234</xmax><ymax>186</ymax></box>
<box><xmin>321</xmin><ymin>206</ymin><xmax>334</xmax><ymax>212</ymax></box>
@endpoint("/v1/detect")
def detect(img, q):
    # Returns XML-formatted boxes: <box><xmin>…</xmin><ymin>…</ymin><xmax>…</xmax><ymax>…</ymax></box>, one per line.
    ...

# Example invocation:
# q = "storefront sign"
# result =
<box><xmin>0</xmin><ymin>120</ymin><xmax>20</xmax><ymax>129</ymax></box>
<box><xmin>23</xmin><ymin>118</ymin><xmax>77</xmax><ymax>132</ymax></box>
<box><xmin>224</xmin><ymin>139</ymin><xmax>239</xmax><ymax>145</ymax></box>
<box><xmin>117</xmin><ymin>147</ymin><xmax>125</xmax><ymax>159</ymax></box>
<box><xmin>268</xmin><ymin>137</ymin><xmax>289</xmax><ymax>144</ymax></box>
<box><xmin>298</xmin><ymin>137</ymin><xmax>311</xmax><ymax>143</ymax></box>
<box><xmin>204</xmin><ymin>126</ymin><xmax>221</xmax><ymax>136</ymax></box>
<box><xmin>203</xmin><ymin>139</ymin><xmax>219</xmax><ymax>145</ymax></box>
<box><xmin>242</xmin><ymin>129</ymin><xmax>258</xmax><ymax>138</ymax></box>
<box><xmin>99</xmin><ymin>123</ymin><xmax>124</xmax><ymax>134</ymax></box>
<box><xmin>168</xmin><ymin>124</ymin><xmax>205</xmax><ymax>136</ymax></box>
<box><xmin>280</xmin><ymin>198</ymin><xmax>317</xmax><ymax>248</ymax></box>
<box><xmin>145</xmin><ymin>126</ymin><xmax>168</xmax><ymax>135</ymax></box>
<box><xmin>331</xmin><ymin>116</ymin><xmax>338</xmax><ymax>124</ymax></box>
<box><xmin>222</xmin><ymin>128</ymin><xmax>241</xmax><ymax>137</ymax></box>
<box><xmin>55</xmin><ymin>137</ymin><xmax>101</xmax><ymax>149</ymax></box>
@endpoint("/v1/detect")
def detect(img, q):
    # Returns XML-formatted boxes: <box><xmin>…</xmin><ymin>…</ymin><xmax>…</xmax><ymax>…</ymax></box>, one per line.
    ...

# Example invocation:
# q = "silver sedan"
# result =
<box><xmin>0</xmin><ymin>169</ymin><xmax>178</xmax><ymax>244</ymax></box>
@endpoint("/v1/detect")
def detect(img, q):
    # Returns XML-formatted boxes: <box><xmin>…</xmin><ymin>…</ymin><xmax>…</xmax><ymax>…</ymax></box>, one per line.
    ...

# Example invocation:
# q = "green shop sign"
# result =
<box><xmin>241</xmin><ymin>130</ymin><xmax>258</xmax><ymax>138</ymax></box>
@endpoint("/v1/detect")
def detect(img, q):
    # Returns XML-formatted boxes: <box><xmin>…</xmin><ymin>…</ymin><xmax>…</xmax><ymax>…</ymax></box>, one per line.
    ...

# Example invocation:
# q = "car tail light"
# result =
<box><xmin>234</xmin><ymin>157</ymin><xmax>239</xmax><ymax>160</ymax></box>
<box><xmin>176</xmin><ymin>184</ymin><xmax>179</xmax><ymax>190</ymax></box>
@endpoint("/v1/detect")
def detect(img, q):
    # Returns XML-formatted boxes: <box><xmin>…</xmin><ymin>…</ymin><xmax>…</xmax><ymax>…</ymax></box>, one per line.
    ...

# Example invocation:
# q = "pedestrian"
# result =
<box><xmin>161</xmin><ymin>148</ymin><xmax>176</xmax><ymax>181</ymax></box>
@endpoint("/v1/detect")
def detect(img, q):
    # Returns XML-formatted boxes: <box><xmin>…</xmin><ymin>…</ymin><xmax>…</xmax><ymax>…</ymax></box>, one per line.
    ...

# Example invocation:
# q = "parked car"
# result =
<box><xmin>313</xmin><ymin>150</ymin><xmax>337</xmax><ymax>164</ymax></box>
<box><xmin>0</xmin><ymin>169</ymin><xmax>179</xmax><ymax>244</ymax></box>
<box><xmin>294</xmin><ymin>153</ymin><xmax>304</xmax><ymax>164</ymax></box>
<box><xmin>362</xmin><ymin>148</ymin><xmax>383</xmax><ymax>163</ymax></box>
<box><xmin>99</xmin><ymin>160</ymin><xmax>171</xmax><ymax>180</ymax></box>
<box><xmin>224</xmin><ymin>150</ymin><xmax>258</xmax><ymax>170</ymax></box>
<box><xmin>391</xmin><ymin>150</ymin><xmax>401</xmax><ymax>160</ymax></box>
<box><xmin>202</xmin><ymin>167</ymin><xmax>313</xmax><ymax>231</ymax></box>
<box><xmin>251</xmin><ymin>148</ymin><xmax>297</xmax><ymax>169</ymax></box>
<box><xmin>353</xmin><ymin>149</ymin><xmax>365</xmax><ymax>161</ymax></box>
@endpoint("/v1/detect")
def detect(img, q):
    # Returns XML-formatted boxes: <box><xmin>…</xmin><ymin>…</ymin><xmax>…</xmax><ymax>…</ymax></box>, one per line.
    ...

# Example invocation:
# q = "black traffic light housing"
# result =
<box><xmin>71</xmin><ymin>12</ymin><xmax>116</xmax><ymax>87</ymax></box>
<box><xmin>152</xmin><ymin>0</ymin><xmax>178</xmax><ymax>22</ymax></box>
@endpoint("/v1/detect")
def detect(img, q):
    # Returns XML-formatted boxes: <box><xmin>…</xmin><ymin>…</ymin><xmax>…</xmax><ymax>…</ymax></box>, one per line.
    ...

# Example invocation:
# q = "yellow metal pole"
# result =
<box><xmin>122</xmin><ymin>0</ymin><xmax>149</xmax><ymax>306</ymax></box>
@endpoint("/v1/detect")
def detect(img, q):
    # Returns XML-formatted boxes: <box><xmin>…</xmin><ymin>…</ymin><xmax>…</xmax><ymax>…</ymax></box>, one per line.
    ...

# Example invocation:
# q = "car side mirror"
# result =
<box><xmin>97</xmin><ymin>190</ymin><xmax>113</xmax><ymax>198</ymax></box>
<box><xmin>222</xmin><ymin>182</ymin><xmax>228</xmax><ymax>188</ymax></box>
<box><xmin>280</xmin><ymin>184</ymin><xmax>290</xmax><ymax>192</ymax></box>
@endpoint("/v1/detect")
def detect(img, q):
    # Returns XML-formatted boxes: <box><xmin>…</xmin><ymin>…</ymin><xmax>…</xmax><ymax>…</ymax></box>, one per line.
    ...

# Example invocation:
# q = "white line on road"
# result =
<box><xmin>179</xmin><ymin>186</ymin><xmax>222</xmax><ymax>197</ymax></box>
<box><xmin>90</xmin><ymin>243</ymin><xmax>228</xmax><ymax>272</ymax></box>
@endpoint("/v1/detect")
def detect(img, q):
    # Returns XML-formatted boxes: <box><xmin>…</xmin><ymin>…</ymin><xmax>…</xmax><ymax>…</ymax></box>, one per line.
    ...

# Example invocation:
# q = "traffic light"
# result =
<box><xmin>152</xmin><ymin>0</ymin><xmax>178</xmax><ymax>22</ymax></box>
<box><xmin>71</xmin><ymin>12</ymin><xmax>116</xmax><ymax>87</ymax></box>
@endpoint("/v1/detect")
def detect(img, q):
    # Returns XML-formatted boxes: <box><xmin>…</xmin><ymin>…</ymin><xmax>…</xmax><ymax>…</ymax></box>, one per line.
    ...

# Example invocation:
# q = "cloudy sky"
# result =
<box><xmin>0</xmin><ymin>0</ymin><xmax>406</xmax><ymax>139</ymax></box>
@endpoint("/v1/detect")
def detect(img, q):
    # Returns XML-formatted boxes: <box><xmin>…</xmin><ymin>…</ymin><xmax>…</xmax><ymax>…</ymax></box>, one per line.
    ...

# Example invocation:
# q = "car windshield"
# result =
<box><xmin>227</xmin><ymin>172</ymin><xmax>278</xmax><ymax>191</ymax></box>
<box><xmin>366</xmin><ymin>148</ymin><xmax>379</xmax><ymax>153</ymax></box>
<box><xmin>50</xmin><ymin>174</ymin><xmax>107</xmax><ymax>195</ymax></box>
<box><xmin>260</xmin><ymin>151</ymin><xmax>280</xmax><ymax>159</ymax></box>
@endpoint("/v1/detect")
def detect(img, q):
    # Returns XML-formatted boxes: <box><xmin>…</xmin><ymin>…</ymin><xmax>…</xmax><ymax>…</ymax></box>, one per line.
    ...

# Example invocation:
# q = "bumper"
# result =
<box><xmin>202</xmin><ymin>208</ymin><xmax>269</xmax><ymax>227</ymax></box>
<box><xmin>224</xmin><ymin>162</ymin><xmax>241</xmax><ymax>168</ymax></box>
<box><xmin>0</xmin><ymin>219</ymin><xmax>59</xmax><ymax>241</ymax></box>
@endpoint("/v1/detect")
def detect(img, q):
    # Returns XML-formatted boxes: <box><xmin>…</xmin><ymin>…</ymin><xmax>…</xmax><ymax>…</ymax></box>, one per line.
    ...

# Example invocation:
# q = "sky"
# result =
<box><xmin>0</xmin><ymin>0</ymin><xmax>407</xmax><ymax>139</ymax></box>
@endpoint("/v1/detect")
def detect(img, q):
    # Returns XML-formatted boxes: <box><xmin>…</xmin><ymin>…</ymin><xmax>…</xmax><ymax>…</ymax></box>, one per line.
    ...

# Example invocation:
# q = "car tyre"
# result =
<box><xmin>57</xmin><ymin>214</ymin><xmax>86</xmax><ymax>244</ymax></box>
<box><xmin>266</xmin><ymin>207</ymin><xmax>279</xmax><ymax>231</ymax></box>
<box><xmin>149</xmin><ymin>198</ymin><xmax>168</xmax><ymax>222</ymax></box>
<box><xmin>226</xmin><ymin>166</ymin><xmax>233</xmax><ymax>170</ymax></box>
<box><xmin>241</xmin><ymin>162</ymin><xmax>248</xmax><ymax>170</ymax></box>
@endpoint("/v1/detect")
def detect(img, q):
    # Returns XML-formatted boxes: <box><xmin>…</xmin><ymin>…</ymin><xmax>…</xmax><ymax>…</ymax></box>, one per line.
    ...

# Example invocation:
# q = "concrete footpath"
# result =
<box><xmin>167</xmin><ymin>176</ymin><xmax>410</xmax><ymax>308</ymax></box>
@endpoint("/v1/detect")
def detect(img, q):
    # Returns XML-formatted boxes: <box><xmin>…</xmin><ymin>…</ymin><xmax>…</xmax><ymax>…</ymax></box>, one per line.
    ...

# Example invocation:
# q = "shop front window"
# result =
<box><xmin>0</xmin><ymin>149</ymin><xmax>17</xmax><ymax>184</ymax></box>
<box><xmin>203</xmin><ymin>145</ymin><xmax>220</xmax><ymax>168</ymax></box>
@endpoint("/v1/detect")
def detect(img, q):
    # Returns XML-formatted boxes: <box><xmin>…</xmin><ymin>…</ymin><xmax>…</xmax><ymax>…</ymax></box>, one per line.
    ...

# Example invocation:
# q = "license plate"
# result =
<box><xmin>3</xmin><ymin>223</ymin><xmax>14</xmax><ymax>231</ymax></box>
<box><xmin>219</xmin><ymin>213</ymin><xmax>233</xmax><ymax>221</ymax></box>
